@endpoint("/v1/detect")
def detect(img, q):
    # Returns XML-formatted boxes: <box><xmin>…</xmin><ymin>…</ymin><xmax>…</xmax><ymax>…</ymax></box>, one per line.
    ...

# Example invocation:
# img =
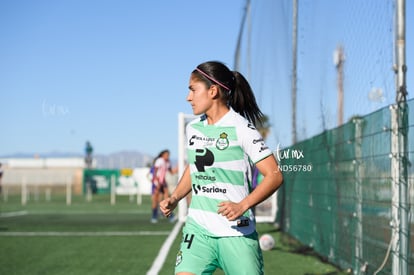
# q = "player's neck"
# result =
<box><xmin>205</xmin><ymin>104</ymin><xmax>230</xmax><ymax>125</ymax></box>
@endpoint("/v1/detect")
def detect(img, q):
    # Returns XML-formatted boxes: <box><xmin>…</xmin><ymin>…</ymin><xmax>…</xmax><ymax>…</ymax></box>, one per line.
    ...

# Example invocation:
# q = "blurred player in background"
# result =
<box><xmin>84</xmin><ymin>141</ymin><xmax>94</xmax><ymax>169</ymax></box>
<box><xmin>150</xmin><ymin>149</ymin><xmax>177</xmax><ymax>223</ymax></box>
<box><xmin>160</xmin><ymin>61</ymin><xmax>283</xmax><ymax>274</ymax></box>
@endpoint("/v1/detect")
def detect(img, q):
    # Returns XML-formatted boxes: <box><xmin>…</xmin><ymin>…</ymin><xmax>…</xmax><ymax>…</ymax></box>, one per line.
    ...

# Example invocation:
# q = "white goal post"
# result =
<box><xmin>177</xmin><ymin>112</ymin><xmax>278</xmax><ymax>223</ymax></box>
<box><xmin>177</xmin><ymin>112</ymin><xmax>197</xmax><ymax>222</ymax></box>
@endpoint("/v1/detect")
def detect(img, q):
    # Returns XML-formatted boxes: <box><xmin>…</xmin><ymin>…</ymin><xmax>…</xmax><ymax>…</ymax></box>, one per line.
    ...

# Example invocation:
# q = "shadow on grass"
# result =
<box><xmin>258</xmin><ymin>224</ymin><xmax>350</xmax><ymax>275</ymax></box>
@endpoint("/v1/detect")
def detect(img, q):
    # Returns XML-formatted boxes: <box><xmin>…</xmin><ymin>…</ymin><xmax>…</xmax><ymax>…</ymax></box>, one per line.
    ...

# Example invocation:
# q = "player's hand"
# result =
<box><xmin>217</xmin><ymin>201</ymin><xmax>246</xmax><ymax>221</ymax></box>
<box><xmin>160</xmin><ymin>196</ymin><xmax>179</xmax><ymax>217</ymax></box>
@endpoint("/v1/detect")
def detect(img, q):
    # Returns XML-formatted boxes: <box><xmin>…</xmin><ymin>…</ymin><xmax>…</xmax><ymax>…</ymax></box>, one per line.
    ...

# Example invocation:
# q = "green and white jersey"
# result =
<box><xmin>186</xmin><ymin>108</ymin><xmax>272</xmax><ymax>237</ymax></box>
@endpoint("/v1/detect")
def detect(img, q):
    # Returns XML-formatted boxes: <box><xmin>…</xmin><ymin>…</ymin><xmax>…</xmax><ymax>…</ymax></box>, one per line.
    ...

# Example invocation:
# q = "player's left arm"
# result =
<box><xmin>218</xmin><ymin>155</ymin><xmax>283</xmax><ymax>221</ymax></box>
<box><xmin>243</xmin><ymin>154</ymin><xmax>283</xmax><ymax>207</ymax></box>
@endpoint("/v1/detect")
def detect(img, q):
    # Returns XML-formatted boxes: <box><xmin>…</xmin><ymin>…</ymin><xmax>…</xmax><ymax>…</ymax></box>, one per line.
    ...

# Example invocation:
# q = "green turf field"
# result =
<box><xmin>0</xmin><ymin>194</ymin><xmax>347</xmax><ymax>275</ymax></box>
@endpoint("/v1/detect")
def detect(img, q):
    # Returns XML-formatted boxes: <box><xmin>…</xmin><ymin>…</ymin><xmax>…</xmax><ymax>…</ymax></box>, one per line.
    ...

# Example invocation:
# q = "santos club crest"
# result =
<box><xmin>216</xmin><ymin>132</ymin><xmax>229</xmax><ymax>150</ymax></box>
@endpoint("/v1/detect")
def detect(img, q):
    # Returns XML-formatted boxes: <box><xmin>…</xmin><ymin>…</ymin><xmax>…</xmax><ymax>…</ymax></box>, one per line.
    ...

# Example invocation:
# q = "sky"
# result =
<box><xmin>0</xmin><ymin>0</ymin><xmax>246</xmax><ymax>158</ymax></box>
<box><xmin>1</xmin><ymin>0</ymin><xmax>413</xmax><ymax>160</ymax></box>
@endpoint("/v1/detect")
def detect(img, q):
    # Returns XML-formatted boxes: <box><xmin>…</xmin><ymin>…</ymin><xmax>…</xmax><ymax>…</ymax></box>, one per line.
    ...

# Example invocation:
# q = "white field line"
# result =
<box><xmin>23</xmin><ymin>210</ymin><xmax>150</xmax><ymax>214</ymax></box>
<box><xmin>0</xmin><ymin>211</ymin><xmax>28</xmax><ymax>218</ymax></box>
<box><xmin>147</xmin><ymin>221</ymin><xmax>183</xmax><ymax>275</ymax></box>
<box><xmin>0</xmin><ymin>209</ymin><xmax>149</xmax><ymax>216</ymax></box>
<box><xmin>0</xmin><ymin>231</ymin><xmax>170</xmax><ymax>237</ymax></box>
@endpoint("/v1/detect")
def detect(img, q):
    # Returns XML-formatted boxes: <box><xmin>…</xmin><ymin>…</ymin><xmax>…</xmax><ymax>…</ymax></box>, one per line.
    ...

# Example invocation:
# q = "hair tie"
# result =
<box><xmin>195</xmin><ymin>68</ymin><xmax>231</xmax><ymax>91</ymax></box>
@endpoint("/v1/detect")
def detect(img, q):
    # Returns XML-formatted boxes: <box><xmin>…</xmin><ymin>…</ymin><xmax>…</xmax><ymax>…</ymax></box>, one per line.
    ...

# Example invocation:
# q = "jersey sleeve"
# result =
<box><xmin>154</xmin><ymin>158</ymin><xmax>163</xmax><ymax>168</ymax></box>
<box><xmin>240</xmin><ymin>122</ymin><xmax>272</xmax><ymax>164</ymax></box>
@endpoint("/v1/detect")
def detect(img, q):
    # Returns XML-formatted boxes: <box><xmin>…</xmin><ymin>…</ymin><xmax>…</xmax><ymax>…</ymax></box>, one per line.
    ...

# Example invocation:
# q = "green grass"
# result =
<box><xmin>0</xmin><ymin>194</ymin><xmax>347</xmax><ymax>275</ymax></box>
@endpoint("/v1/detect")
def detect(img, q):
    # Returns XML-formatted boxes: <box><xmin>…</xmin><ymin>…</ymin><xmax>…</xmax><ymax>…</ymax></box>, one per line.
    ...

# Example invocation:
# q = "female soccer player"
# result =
<box><xmin>160</xmin><ymin>61</ymin><xmax>283</xmax><ymax>275</ymax></box>
<box><xmin>150</xmin><ymin>149</ymin><xmax>177</xmax><ymax>223</ymax></box>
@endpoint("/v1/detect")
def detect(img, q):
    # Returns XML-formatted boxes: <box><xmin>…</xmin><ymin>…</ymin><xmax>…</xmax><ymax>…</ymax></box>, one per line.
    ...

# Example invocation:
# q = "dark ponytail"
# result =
<box><xmin>193</xmin><ymin>61</ymin><xmax>264</xmax><ymax>127</ymax></box>
<box><xmin>230</xmin><ymin>71</ymin><xmax>264</xmax><ymax>127</ymax></box>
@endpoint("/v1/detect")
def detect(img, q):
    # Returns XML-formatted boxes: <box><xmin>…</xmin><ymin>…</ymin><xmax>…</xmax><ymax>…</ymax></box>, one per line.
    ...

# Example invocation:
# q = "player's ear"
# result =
<box><xmin>209</xmin><ymin>85</ymin><xmax>220</xmax><ymax>99</ymax></box>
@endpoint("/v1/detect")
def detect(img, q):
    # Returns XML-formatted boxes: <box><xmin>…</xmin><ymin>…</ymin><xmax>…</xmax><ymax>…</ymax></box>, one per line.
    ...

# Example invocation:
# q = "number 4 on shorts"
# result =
<box><xmin>184</xmin><ymin>234</ymin><xmax>194</xmax><ymax>249</ymax></box>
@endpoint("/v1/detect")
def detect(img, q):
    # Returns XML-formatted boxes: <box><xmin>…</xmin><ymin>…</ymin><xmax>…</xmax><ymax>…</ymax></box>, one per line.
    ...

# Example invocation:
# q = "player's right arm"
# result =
<box><xmin>159</xmin><ymin>165</ymin><xmax>192</xmax><ymax>217</ymax></box>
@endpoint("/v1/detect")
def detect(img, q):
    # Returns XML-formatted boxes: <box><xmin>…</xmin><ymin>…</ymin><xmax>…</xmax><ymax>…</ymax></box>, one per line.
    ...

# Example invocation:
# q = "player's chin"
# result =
<box><xmin>191</xmin><ymin>107</ymin><xmax>202</xmax><ymax>116</ymax></box>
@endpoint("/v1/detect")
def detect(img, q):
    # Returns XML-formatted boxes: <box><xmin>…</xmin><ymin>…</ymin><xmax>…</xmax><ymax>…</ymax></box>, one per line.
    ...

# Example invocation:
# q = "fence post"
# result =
<box><xmin>21</xmin><ymin>176</ymin><xmax>27</xmax><ymax>206</ymax></box>
<box><xmin>392</xmin><ymin>0</ymin><xmax>409</xmax><ymax>273</ymax></box>
<box><xmin>353</xmin><ymin>117</ymin><xmax>364</xmax><ymax>274</ymax></box>
<box><xmin>137</xmin><ymin>183</ymin><xmax>142</xmax><ymax>205</ymax></box>
<box><xmin>390</xmin><ymin>103</ymin><xmax>409</xmax><ymax>275</ymax></box>
<box><xmin>390</xmin><ymin>104</ymin><xmax>400</xmax><ymax>274</ymax></box>
<box><xmin>110</xmin><ymin>175</ymin><xmax>116</xmax><ymax>205</ymax></box>
<box><xmin>66</xmin><ymin>176</ymin><xmax>72</xmax><ymax>206</ymax></box>
<box><xmin>45</xmin><ymin>188</ymin><xmax>51</xmax><ymax>201</ymax></box>
<box><xmin>86</xmin><ymin>180</ymin><xmax>92</xmax><ymax>202</ymax></box>
<box><xmin>3</xmin><ymin>185</ymin><xmax>8</xmax><ymax>202</ymax></box>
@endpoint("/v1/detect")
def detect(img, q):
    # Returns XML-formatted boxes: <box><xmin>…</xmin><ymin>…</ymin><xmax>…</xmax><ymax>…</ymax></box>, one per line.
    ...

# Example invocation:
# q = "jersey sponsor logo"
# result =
<box><xmin>195</xmin><ymin>148</ymin><xmax>214</xmax><ymax>172</ymax></box>
<box><xmin>189</xmin><ymin>135</ymin><xmax>215</xmax><ymax>146</ymax></box>
<box><xmin>216</xmin><ymin>132</ymin><xmax>229</xmax><ymax>150</ymax></box>
<box><xmin>259</xmin><ymin>145</ymin><xmax>269</xmax><ymax>152</ymax></box>
<box><xmin>192</xmin><ymin>138</ymin><xmax>227</xmax><ymax>196</ymax></box>
<box><xmin>253</xmin><ymin>138</ymin><xmax>269</xmax><ymax>152</ymax></box>
<box><xmin>192</xmin><ymin>184</ymin><xmax>202</xmax><ymax>194</ymax></box>
<box><xmin>194</xmin><ymin>174</ymin><xmax>216</xmax><ymax>181</ymax></box>
<box><xmin>193</xmin><ymin>184</ymin><xmax>227</xmax><ymax>195</ymax></box>
<box><xmin>253</xmin><ymin>138</ymin><xmax>264</xmax><ymax>144</ymax></box>
<box><xmin>247</xmin><ymin>122</ymin><xmax>256</xmax><ymax>130</ymax></box>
